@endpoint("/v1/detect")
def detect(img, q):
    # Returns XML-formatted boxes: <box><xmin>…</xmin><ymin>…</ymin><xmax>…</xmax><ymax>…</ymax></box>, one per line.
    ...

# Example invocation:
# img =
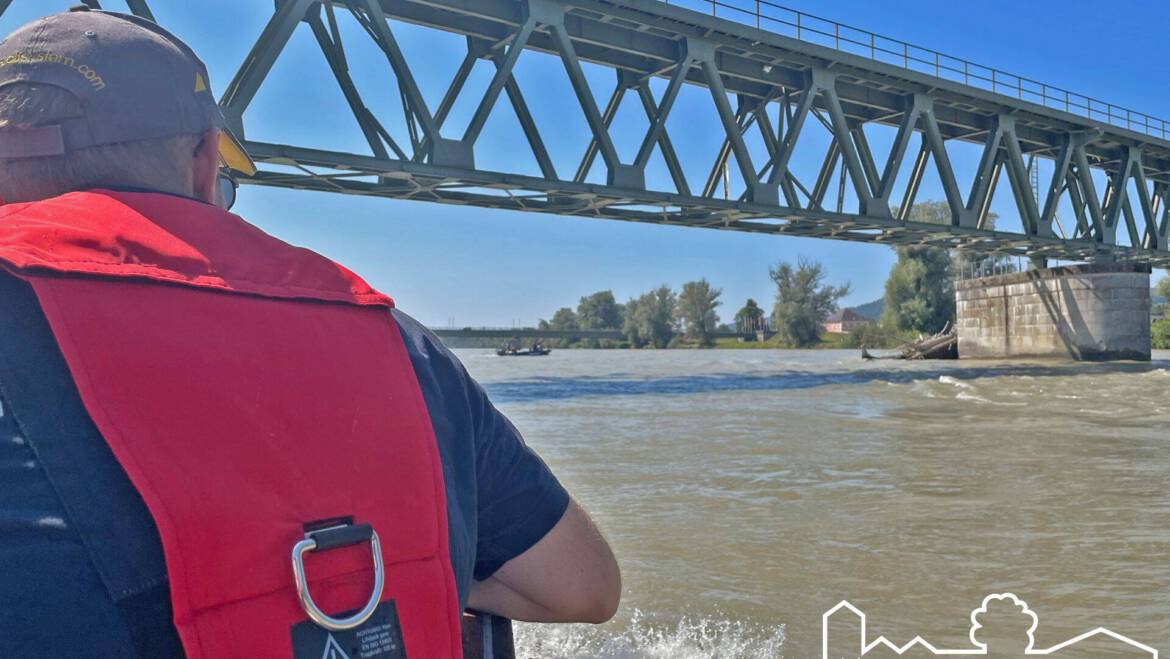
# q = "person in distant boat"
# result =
<box><xmin>0</xmin><ymin>7</ymin><xmax>618</xmax><ymax>659</ymax></box>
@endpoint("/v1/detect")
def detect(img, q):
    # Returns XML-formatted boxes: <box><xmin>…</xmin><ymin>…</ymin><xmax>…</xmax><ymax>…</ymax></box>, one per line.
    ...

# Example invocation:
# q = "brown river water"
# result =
<box><xmin>454</xmin><ymin>349</ymin><xmax>1170</xmax><ymax>658</ymax></box>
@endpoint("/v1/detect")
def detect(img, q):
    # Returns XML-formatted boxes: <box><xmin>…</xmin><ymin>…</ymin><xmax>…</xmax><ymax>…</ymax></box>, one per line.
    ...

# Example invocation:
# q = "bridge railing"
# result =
<box><xmin>660</xmin><ymin>0</ymin><xmax>1170</xmax><ymax>140</ymax></box>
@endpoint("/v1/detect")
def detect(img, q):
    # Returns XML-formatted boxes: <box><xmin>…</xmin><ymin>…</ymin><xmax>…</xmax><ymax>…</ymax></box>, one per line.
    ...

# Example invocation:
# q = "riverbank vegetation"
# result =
<box><xmin>538</xmin><ymin>282</ymin><xmax>721</xmax><ymax>349</ymax></box>
<box><xmin>1152</xmin><ymin>318</ymin><xmax>1170</xmax><ymax>350</ymax></box>
<box><xmin>769</xmin><ymin>259</ymin><xmax>849</xmax><ymax>347</ymax></box>
<box><xmin>519</xmin><ymin>201</ymin><xmax>999</xmax><ymax>350</ymax></box>
<box><xmin>521</xmin><ymin>200</ymin><xmax>1170</xmax><ymax>351</ymax></box>
<box><xmin>533</xmin><ymin>260</ymin><xmax>856</xmax><ymax>349</ymax></box>
<box><xmin>1151</xmin><ymin>277</ymin><xmax>1170</xmax><ymax>349</ymax></box>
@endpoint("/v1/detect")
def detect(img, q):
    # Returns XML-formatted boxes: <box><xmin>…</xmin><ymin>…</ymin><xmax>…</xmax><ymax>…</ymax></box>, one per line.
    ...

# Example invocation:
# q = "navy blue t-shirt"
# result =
<box><xmin>0</xmin><ymin>271</ymin><xmax>568</xmax><ymax>658</ymax></box>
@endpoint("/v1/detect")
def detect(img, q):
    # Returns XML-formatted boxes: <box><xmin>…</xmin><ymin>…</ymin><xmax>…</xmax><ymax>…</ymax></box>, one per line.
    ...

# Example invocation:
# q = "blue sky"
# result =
<box><xmin>3</xmin><ymin>1</ymin><xmax>1167</xmax><ymax>326</ymax></box>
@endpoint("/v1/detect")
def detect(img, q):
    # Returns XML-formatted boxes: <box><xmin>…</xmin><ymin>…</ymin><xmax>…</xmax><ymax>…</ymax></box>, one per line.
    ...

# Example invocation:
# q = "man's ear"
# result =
<box><xmin>192</xmin><ymin>127</ymin><xmax>221</xmax><ymax>205</ymax></box>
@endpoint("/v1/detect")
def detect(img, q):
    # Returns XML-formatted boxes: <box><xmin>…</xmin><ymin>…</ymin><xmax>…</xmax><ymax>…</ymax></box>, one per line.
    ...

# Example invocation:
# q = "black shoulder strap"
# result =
<box><xmin>0</xmin><ymin>271</ymin><xmax>183</xmax><ymax>658</ymax></box>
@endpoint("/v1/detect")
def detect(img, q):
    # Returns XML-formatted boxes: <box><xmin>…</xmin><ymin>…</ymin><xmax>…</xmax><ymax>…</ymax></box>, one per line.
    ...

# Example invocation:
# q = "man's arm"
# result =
<box><xmin>467</xmin><ymin>499</ymin><xmax>620</xmax><ymax>624</ymax></box>
<box><xmin>390</xmin><ymin>311</ymin><xmax>620</xmax><ymax>622</ymax></box>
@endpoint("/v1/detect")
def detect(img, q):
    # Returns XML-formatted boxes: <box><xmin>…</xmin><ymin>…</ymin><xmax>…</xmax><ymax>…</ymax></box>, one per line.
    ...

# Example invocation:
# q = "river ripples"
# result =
<box><xmin>457</xmin><ymin>349</ymin><xmax>1170</xmax><ymax>658</ymax></box>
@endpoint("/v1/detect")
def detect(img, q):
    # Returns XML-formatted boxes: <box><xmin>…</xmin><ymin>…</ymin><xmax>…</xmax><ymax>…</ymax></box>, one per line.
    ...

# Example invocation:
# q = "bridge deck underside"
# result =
<box><xmin>231</xmin><ymin>0</ymin><xmax>1170</xmax><ymax>266</ymax></box>
<box><xmin>246</xmin><ymin>141</ymin><xmax>1115</xmax><ymax>263</ymax></box>
<box><xmin>5</xmin><ymin>0</ymin><xmax>1168</xmax><ymax>265</ymax></box>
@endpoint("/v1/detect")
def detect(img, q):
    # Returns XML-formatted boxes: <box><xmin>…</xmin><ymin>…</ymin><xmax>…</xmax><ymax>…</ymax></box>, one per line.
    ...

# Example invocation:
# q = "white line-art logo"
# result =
<box><xmin>822</xmin><ymin>593</ymin><xmax>1158</xmax><ymax>657</ymax></box>
<box><xmin>320</xmin><ymin>634</ymin><xmax>352</xmax><ymax>659</ymax></box>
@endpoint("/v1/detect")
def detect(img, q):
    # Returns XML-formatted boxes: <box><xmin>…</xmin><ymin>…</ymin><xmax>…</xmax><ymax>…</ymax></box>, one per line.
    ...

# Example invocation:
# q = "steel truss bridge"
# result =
<box><xmin>4</xmin><ymin>0</ymin><xmax>1170</xmax><ymax>266</ymax></box>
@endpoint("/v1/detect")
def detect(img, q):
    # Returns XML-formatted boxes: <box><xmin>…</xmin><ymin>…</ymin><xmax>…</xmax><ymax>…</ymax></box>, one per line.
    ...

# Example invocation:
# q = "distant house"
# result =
<box><xmin>823</xmin><ymin>308</ymin><xmax>872</xmax><ymax>333</ymax></box>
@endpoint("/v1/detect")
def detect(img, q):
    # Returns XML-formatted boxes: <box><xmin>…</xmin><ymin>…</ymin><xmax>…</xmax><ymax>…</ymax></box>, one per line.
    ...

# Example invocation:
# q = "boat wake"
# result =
<box><xmin>513</xmin><ymin>611</ymin><xmax>786</xmax><ymax>659</ymax></box>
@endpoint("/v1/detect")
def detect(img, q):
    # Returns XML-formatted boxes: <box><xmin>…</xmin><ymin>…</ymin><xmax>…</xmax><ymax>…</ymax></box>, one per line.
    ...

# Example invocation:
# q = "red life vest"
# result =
<box><xmin>0</xmin><ymin>190</ymin><xmax>462</xmax><ymax>658</ymax></box>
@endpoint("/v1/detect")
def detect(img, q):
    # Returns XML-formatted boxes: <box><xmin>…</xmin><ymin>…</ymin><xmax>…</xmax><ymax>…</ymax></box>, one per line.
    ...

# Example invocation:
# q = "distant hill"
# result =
<box><xmin>849</xmin><ymin>298</ymin><xmax>885</xmax><ymax>321</ymax></box>
<box><xmin>846</xmin><ymin>287</ymin><xmax>1163</xmax><ymax>322</ymax></box>
<box><xmin>849</xmin><ymin>289</ymin><xmax>1162</xmax><ymax>321</ymax></box>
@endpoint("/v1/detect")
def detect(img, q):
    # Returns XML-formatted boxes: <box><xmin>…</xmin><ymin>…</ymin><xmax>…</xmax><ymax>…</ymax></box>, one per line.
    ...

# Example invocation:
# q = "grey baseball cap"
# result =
<box><xmin>0</xmin><ymin>5</ymin><xmax>255</xmax><ymax>174</ymax></box>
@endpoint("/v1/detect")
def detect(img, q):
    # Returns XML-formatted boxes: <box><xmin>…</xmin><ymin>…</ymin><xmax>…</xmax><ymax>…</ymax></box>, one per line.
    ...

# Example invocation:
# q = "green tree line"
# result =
<box><xmin>1152</xmin><ymin>276</ymin><xmax>1170</xmax><ymax>349</ymax></box>
<box><xmin>538</xmin><ymin>280</ymin><xmax>726</xmax><ymax>348</ymax></box>
<box><xmin>532</xmin><ymin>200</ymin><xmax>1073</xmax><ymax>350</ymax></box>
<box><xmin>536</xmin><ymin>262</ymin><xmax>857</xmax><ymax>349</ymax></box>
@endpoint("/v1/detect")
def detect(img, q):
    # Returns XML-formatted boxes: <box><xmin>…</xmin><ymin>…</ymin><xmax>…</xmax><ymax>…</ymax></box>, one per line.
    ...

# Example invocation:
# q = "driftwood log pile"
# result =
<box><xmin>861</xmin><ymin>323</ymin><xmax>958</xmax><ymax>360</ymax></box>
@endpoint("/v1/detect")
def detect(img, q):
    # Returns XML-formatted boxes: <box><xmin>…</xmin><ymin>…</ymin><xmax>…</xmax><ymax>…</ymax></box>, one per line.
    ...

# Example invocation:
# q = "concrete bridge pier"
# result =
<box><xmin>955</xmin><ymin>264</ymin><xmax>1152</xmax><ymax>361</ymax></box>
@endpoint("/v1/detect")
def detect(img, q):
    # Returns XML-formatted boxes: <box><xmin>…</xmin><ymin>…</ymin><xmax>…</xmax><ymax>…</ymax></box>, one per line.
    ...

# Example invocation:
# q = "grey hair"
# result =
<box><xmin>0</xmin><ymin>82</ymin><xmax>201</xmax><ymax>203</ymax></box>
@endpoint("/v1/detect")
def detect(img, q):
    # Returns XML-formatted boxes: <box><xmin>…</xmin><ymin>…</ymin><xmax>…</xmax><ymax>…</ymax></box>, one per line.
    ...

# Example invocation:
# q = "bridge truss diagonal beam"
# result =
<box><xmin>4</xmin><ymin>0</ymin><xmax>1170</xmax><ymax>266</ymax></box>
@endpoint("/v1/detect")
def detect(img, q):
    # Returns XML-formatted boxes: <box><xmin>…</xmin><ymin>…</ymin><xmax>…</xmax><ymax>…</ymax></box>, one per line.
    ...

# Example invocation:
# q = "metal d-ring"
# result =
<box><xmin>291</xmin><ymin>523</ymin><xmax>385</xmax><ymax>631</ymax></box>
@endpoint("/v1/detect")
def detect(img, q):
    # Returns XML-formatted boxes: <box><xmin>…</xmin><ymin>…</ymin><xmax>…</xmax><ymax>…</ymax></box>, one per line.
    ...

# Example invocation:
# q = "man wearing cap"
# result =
<box><xmin>0</xmin><ymin>7</ymin><xmax>619</xmax><ymax>658</ymax></box>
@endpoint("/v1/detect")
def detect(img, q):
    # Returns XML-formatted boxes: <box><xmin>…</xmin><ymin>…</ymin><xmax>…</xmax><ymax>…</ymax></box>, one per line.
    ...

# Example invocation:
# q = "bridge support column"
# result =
<box><xmin>955</xmin><ymin>263</ymin><xmax>1151</xmax><ymax>361</ymax></box>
